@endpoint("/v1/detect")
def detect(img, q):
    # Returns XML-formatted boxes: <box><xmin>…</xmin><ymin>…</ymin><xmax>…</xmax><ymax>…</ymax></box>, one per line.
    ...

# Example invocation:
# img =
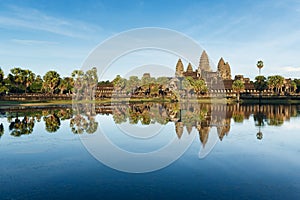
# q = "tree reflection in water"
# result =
<box><xmin>8</xmin><ymin>115</ymin><xmax>35</xmax><ymax>137</ymax></box>
<box><xmin>0</xmin><ymin>123</ymin><xmax>4</xmax><ymax>138</ymax></box>
<box><xmin>0</xmin><ymin>104</ymin><xmax>299</xmax><ymax>145</ymax></box>
<box><xmin>70</xmin><ymin>103</ymin><xmax>98</xmax><ymax>134</ymax></box>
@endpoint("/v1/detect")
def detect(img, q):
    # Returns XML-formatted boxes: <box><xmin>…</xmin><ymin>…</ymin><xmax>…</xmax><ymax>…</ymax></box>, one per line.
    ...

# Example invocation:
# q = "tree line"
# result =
<box><xmin>1</xmin><ymin>67</ymin><xmax>300</xmax><ymax>98</ymax></box>
<box><xmin>0</xmin><ymin>67</ymin><xmax>98</xmax><ymax>95</ymax></box>
<box><xmin>111</xmin><ymin>74</ymin><xmax>208</xmax><ymax>97</ymax></box>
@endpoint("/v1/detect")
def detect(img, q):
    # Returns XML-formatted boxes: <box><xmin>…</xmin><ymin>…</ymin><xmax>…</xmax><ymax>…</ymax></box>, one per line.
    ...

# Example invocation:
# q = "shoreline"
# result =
<box><xmin>1</xmin><ymin>97</ymin><xmax>300</xmax><ymax>108</ymax></box>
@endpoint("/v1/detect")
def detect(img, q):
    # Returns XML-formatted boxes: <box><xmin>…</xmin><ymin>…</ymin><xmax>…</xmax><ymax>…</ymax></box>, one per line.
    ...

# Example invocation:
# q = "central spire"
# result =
<box><xmin>198</xmin><ymin>50</ymin><xmax>212</xmax><ymax>72</ymax></box>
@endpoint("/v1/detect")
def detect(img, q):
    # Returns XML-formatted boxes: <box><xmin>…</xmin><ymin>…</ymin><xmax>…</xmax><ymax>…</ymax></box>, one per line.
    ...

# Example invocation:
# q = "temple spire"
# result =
<box><xmin>199</xmin><ymin>50</ymin><xmax>211</xmax><ymax>72</ymax></box>
<box><xmin>176</xmin><ymin>59</ymin><xmax>184</xmax><ymax>77</ymax></box>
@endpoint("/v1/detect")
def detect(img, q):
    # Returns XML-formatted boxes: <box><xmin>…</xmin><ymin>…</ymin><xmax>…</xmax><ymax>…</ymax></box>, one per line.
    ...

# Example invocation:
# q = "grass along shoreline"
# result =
<box><xmin>1</xmin><ymin>97</ymin><xmax>300</xmax><ymax>107</ymax></box>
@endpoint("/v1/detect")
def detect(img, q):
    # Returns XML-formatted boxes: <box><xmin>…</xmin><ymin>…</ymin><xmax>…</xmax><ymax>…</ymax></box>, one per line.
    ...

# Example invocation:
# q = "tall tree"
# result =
<box><xmin>182</xmin><ymin>76</ymin><xmax>194</xmax><ymax>97</ymax></box>
<box><xmin>126</xmin><ymin>76</ymin><xmax>140</xmax><ymax>94</ymax></box>
<box><xmin>71</xmin><ymin>70</ymin><xmax>84</xmax><ymax>95</ymax></box>
<box><xmin>0</xmin><ymin>68</ymin><xmax>4</xmax><ymax>83</ymax></box>
<box><xmin>291</xmin><ymin>80</ymin><xmax>297</xmax><ymax>93</ymax></box>
<box><xmin>0</xmin><ymin>68</ymin><xmax>8</xmax><ymax>94</ymax></box>
<box><xmin>156</xmin><ymin>77</ymin><xmax>169</xmax><ymax>86</ymax></box>
<box><xmin>9</xmin><ymin>67</ymin><xmax>24</xmax><ymax>92</ymax></box>
<box><xmin>256</xmin><ymin>60</ymin><xmax>264</xmax><ymax>75</ymax></box>
<box><xmin>254</xmin><ymin>75</ymin><xmax>268</xmax><ymax>92</ymax></box>
<box><xmin>268</xmin><ymin>75</ymin><xmax>284</xmax><ymax>94</ymax></box>
<box><xmin>43</xmin><ymin>71</ymin><xmax>60</xmax><ymax>94</ymax></box>
<box><xmin>112</xmin><ymin>75</ymin><xmax>126</xmax><ymax>93</ymax></box>
<box><xmin>193</xmin><ymin>79</ymin><xmax>207</xmax><ymax>95</ymax></box>
<box><xmin>232</xmin><ymin>80</ymin><xmax>245</xmax><ymax>102</ymax></box>
<box><xmin>30</xmin><ymin>75</ymin><xmax>43</xmax><ymax>93</ymax></box>
<box><xmin>84</xmin><ymin>67</ymin><xmax>98</xmax><ymax>100</ymax></box>
<box><xmin>58</xmin><ymin>78</ymin><xmax>68</xmax><ymax>94</ymax></box>
<box><xmin>22</xmin><ymin>69</ymin><xmax>36</xmax><ymax>93</ymax></box>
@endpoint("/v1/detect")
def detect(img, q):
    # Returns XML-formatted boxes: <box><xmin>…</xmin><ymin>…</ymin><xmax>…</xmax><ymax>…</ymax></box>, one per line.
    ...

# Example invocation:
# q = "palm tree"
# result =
<box><xmin>71</xmin><ymin>70</ymin><xmax>84</xmax><ymax>99</ymax></box>
<box><xmin>23</xmin><ymin>69</ymin><xmax>36</xmax><ymax>93</ymax></box>
<box><xmin>84</xmin><ymin>67</ymin><xmax>98</xmax><ymax>100</ymax></box>
<box><xmin>10</xmin><ymin>67</ymin><xmax>24</xmax><ymax>92</ymax></box>
<box><xmin>193</xmin><ymin>79</ymin><xmax>207</xmax><ymax>95</ymax></box>
<box><xmin>268</xmin><ymin>75</ymin><xmax>284</xmax><ymax>94</ymax></box>
<box><xmin>124</xmin><ymin>76</ymin><xmax>140</xmax><ymax>95</ymax></box>
<box><xmin>112</xmin><ymin>75</ymin><xmax>126</xmax><ymax>95</ymax></box>
<box><xmin>43</xmin><ymin>71</ymin><xmax>60</xmax><ymax>94</ymax></box>
<box><xmin>58</xmin><ymin>78</ymin><xmax>68</xmax><ymax>94</ymax></box>
<box><xmin>0</xmin><ymin>68</ymin><xmax>4</xmax><ymax>83</ymax></box>
<box><xmin>291</xmin><ymin>81</ymin><xmax>297</xmax><ymax>94</ymax></box>
<box><xmin>254</xmin><ymin>76</ymin><xmax>268</xmax><ymax>92</ymax></box>
<box><xmin>257</xmin><ymin>60</ymin><xmax>264</xmax><ymax>75</ymax></box>
<box><xmin>0</xmin><ymin>68</ymin><xmax>8</xmax><ymax>94</ymax></box>
<box><xmin>232</xmin><ymin>80</ymin><xmax>245</xmax><ymax>102</ymax></box>
<box><xmin>182</xmin><ymin>76</ymin><xmax>194</xmax><ymax>98</ymax></box>
<box><xmin>267</xmin><ymin>76</ymin><xmax>276</xmax><ymax>93</ymax></box>
<box><xmin>30</xmin><ymin>75</ymin><xmax>43</xmax><ymax>93</ymax></box>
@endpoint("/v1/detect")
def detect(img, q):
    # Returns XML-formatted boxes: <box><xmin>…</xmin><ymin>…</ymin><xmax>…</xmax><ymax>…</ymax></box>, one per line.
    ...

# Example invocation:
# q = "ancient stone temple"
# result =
<box><xmin>198</xmin><ymin>50</ymin><xmax>212</xmax><ymax>72</ymax></box>
<box><xmin>217</xmin><ymin>57</ymin><xmax>232</xmax><ymax>80</ymax></box>
<box><xmin>183</xmin><ymin>63</ymin><xmax>198</xmax><ymax>78</ymax></box>
<box><xmin>175</xmin><ymin>59</ymin><xmax>184</xmax><ymax>77</ymax></box>
<box><xmin>186</xmin><ymin>63</ymin><xmax>193</xmax><ymax>73</ymax></box>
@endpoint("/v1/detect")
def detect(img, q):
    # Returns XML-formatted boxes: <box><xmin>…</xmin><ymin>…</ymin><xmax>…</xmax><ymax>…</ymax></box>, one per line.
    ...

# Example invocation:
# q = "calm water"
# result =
<box><xmin>0</xmin><ymin>103</ymin><xmax>300</xmax><ymax>200</ymax></box>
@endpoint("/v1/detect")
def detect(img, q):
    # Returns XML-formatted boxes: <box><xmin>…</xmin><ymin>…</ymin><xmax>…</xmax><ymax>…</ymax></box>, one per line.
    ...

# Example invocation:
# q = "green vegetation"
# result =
<box><xmin>254</xmin><ymin>75</ymin><xmax>268</xmax><ymax>92</ymax></box>
<box><xmin>232</xmin><ymin>79</ymin><xmax>245</xmax><ymax>102</ymax></box>
<box><xmin>0</xmin><ymin>63</ymin><xmax>299</xmax><ymax>105</ymax></box>
<box><xmin>0</xmin><ymin>67</ymin><xmax>98</xmax><ymax>102</ymax></box>
<box><xmin>267</xmin><ymin>75</ymin><xmax>284</xmax><ymax>94</ymax></box>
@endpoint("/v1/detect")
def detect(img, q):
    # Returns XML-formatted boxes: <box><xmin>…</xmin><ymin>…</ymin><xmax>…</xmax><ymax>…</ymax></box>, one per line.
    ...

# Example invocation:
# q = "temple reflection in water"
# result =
<box><xmin>1</xmin><ymin>103</ymin><xmax>299</xmax><ymax>146</ymax></box>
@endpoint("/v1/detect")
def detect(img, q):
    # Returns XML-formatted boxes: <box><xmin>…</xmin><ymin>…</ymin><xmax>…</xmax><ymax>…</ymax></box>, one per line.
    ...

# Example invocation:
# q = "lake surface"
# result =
<box><xmin>0</xmin><ymin>103</ymin><xmax>300</xmax><ymax>200</ymax></box>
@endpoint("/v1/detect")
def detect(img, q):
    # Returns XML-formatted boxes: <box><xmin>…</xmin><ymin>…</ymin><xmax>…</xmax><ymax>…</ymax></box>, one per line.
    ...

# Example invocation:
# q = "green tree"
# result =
<box><xmin>257</xmin><ymin>60</ymin><xmax>264</xmax><ymax>75</ymax></box>
<box><xmin>156</xmin><ymin>77</ymin><xmax>169</xmax><ymax>86</ymax></box>
<box><xmin>22</xmin><ymin>69</ymin><xmax>35</xmax><ymax>93</ymax></box>
<box><xmin>9</xmin><ymin>67</ymin><xmax>25</xmax><ymax>92</ymax></box>
<box><xmin>291</xmin><ymin>80</ymin><xmax>297</xmax><ymax>93</ymax></box>
<box><xmin>232</xmin><ymin>80</ymin><xmax>245</xmax><ymax>101</ymax></box>
<box><xmin>30</xmin><ymin>75</ymin><xmax>43</xmax><ymax>93</ymax></box>
<box><xmin>0</xmin><ymin>68</ymin><xmax>8</xmax><ymax>94</ymax></box>
<box><xmin>182</xmin><ymin>76</ymin><xmax>194</xmax><ymax>97</ymax></box>
<box><xmin>43</xmin><ymin>71</ymin><xmax>60</xmax><ymax>94</ymax></box>
<box><xmin>65</xmin><ymin>77</ymin><xmax>74</xmax><ymax>94</ymax></box>
<box><xmin>254</xmin><ymin>75</ymin><xmax>268</xmax><ymax>92</ymax></box>
<box><xmin>0</xmin><ymin>68</ymin><xmax>4</xmax><ymax>83</ymax></box>
<box><xmin>71</xmin><ymin>70</ymin><xmax>84</xmax><ymax>97</ymax></box>
<box><xmin>84</xmin><ymin>67</ymin><xmax>98</xmax><ymax>100</ymax></box>
<box><xmin>112</xmin><ymin>75</ymin><xmax>126</xmax><ymax>93</ymax></box>
<box><xmin>293</xmin><ymin>79</ymin><xmax>300</xmax><ymax>93</ymax></box>
<box><xmin>268</xmin><ymin>75</ymin><xmax>284</xmax><ymax>94</ymax></box>
<box><xmin>141</xmin><ymin>76</ymin><xmax>155</xmax><ymax>87</ymax></box>
<box><xmin>193</xmin><ymin>79</ymin><xmax>207</xmax><ymax>95</ymax></box>
<box><xmin>58</xmin><ymin>78</ymin><xmax>68</xmax><ymax>94</ymax></box>
<box><xmin>126</xmin><ymin>76</ymin><xmax>140</xmax><ymax>94</ymax></box>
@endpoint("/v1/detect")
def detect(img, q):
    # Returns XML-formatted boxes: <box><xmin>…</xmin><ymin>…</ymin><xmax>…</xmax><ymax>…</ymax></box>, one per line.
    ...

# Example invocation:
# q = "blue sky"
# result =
<box><xmin>0</xmin><ymin>0</ymin><xmax>300</xmax><ymax>80</ymax></box>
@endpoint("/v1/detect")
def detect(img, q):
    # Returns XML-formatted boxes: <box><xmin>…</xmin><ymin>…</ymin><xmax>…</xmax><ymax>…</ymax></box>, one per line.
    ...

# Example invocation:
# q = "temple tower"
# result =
<box><xmin>217</xmin><ymin>57</ymin><xmax>232</xmax><ymax>80</ymax></box>
<box><xmin>198</xmin><ymin>50</ymin><xmax>212</xmax><ymax>72</ymax></box>
<box><xmin>175</xmin><ymin>59</ymin><xmax>184</xmax><ymax>77</ymax></box>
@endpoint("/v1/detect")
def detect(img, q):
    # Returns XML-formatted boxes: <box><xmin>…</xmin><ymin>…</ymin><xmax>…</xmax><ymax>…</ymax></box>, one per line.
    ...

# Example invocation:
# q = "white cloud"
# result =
<box><xmin>0</xmin><ymin>5</ymin><xmax>102</xmax><ymax>39</ymax></box>
<box><xmin>283</xmin><ymin>67</ymin><xmax>300</xmax><ymax>72</ymax></box>
<box><xmin>11</xmin><ymin>39</ymin><xmax>58</xmax><ymax>46</ymax></box>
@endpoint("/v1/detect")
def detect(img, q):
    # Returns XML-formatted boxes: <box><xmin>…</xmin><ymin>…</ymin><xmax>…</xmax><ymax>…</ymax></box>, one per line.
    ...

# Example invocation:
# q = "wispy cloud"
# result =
<box><xmin>283</xmin><ymin>67</ymin><xmax>300</xmax><ymax>72</ymax></box>
<box><xmin>11</xmin><ymin>39</ymin><xmax>59</xmax><ymax>46</ymax></box>
<box><xmin>0</xmin><ymin>5</ymin><xmax>102</xmax><ymax>39</ymax></box>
